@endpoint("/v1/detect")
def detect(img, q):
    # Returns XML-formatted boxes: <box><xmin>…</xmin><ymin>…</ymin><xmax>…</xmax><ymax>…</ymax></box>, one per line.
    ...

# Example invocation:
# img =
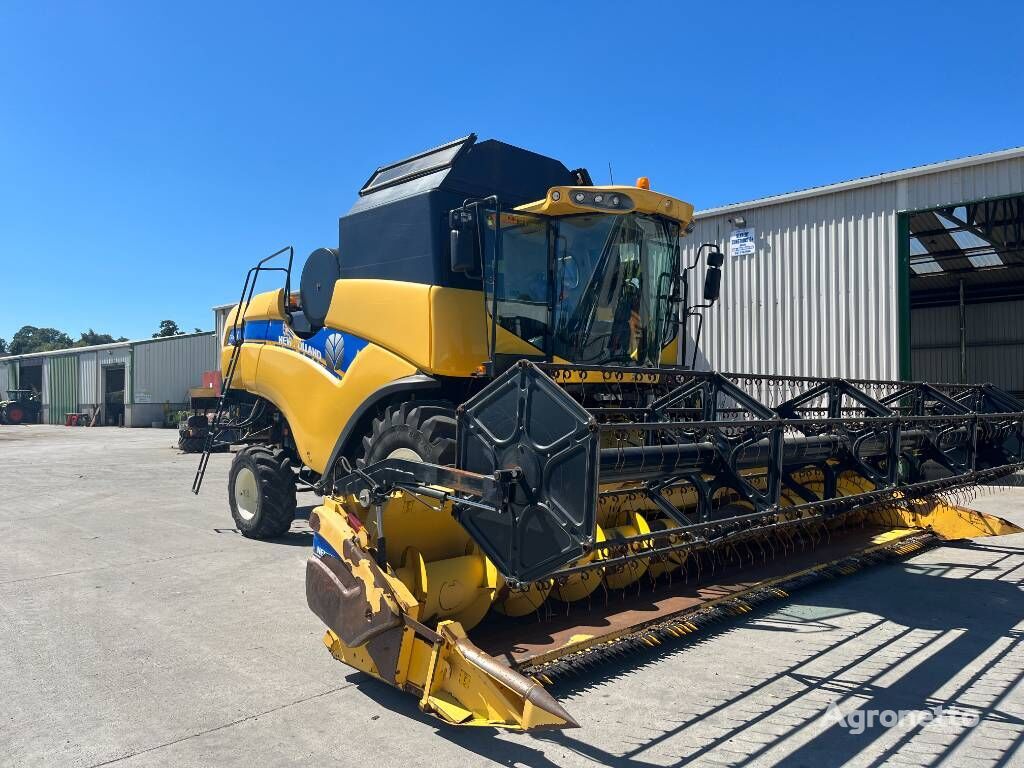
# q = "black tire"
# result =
<box><xmin>178</xmin><ymin>434</ymin><xmax>207</xmax><ymax>453</ymax></box>
<box><xmin>228</xmin><ymin>445</ymin><xmax>297</xmax><ymax>539</ymax></box>
<box><xmin>357</xmin><ymin>400</ymin><xmax>457</xmax><ymax>467</ymax></box>
<box><xmin>186</xmin><ymin>414</ymin><xmax>209</xmax><ymax>429</ymax></box>
<box><xmin>5</xmin><ymin>404</ymin><xmax>25</xmax><ymax>425</ymax></box>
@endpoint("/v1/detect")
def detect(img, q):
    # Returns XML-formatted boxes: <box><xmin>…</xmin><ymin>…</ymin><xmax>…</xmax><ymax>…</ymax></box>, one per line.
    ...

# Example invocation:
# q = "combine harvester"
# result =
<box><xmin>194</xmin><ymin>135</ymin><xmax>1024</xmax><ymax>730</ymax></box>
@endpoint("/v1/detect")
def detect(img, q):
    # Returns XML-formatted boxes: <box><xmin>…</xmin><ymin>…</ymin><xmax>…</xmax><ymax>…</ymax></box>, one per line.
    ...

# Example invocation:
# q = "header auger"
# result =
<box><xmin>196</xmin><ymin>135</ymin><xmax>1024</xmax><ymax>731</ymax></box>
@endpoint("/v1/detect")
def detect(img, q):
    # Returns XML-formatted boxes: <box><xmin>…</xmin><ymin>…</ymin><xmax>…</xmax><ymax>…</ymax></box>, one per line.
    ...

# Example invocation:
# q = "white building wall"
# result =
<box><xmin>214</xmin><ymin>305</ymin><xmax>234</xmax><ymax>351</ymax></box>
<box><xmin>905</xmin><ymin>156</ymin><xmax>1024</xmax><ymax>210</ymax></box>
<box><xmin>682</xmin><ymin>182</ymin><xmax>901</xmax><ymax>379</ymax></box>
<box><xmin>682</xmin><ymin>150</ymin><xmax>1024</xmax><ymax>381</ymax></box>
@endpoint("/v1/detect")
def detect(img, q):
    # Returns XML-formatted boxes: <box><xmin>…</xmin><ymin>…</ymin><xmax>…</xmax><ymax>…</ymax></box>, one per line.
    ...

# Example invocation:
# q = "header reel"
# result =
<box><xmin>333</xmin><ymin>360</ymin><xmax>1024</xmax><ymax>585</ymax></box>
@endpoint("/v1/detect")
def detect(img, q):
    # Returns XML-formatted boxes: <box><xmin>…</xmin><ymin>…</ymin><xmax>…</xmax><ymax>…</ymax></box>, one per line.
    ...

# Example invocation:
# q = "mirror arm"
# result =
<box><xmin>688</xmin><ymin>242</ymin><xmax>720</xmax><ymax>271</ymax></box>
<box><xmin>688</xmin><ymin>310</ymin><xmax>705</xmax><ymax>369</ymax></box>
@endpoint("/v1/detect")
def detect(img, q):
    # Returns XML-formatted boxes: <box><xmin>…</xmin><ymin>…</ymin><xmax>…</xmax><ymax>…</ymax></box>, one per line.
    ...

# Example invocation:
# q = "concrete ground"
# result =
<box><xmin>1</xmin><ymin>426</ymin><xmax>1023</xmax><ymax>768</ymax></box>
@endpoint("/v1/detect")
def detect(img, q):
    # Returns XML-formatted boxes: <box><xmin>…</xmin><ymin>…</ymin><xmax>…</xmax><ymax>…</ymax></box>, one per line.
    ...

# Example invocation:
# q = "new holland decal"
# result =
<box><xmin>240</xmin><ymin>320</ymin><xmax>368</xmax><ymax>377</ymax></box>
<box><xmin>324</xmin><ymin>333</ymin><xmax>345</xmax><ymax>371</ymax></box>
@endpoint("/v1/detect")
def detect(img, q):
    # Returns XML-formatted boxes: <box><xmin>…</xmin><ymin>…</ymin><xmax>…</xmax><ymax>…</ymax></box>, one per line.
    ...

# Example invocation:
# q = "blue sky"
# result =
<box><xmin>1</xmin><ymin>1</ymin><xmax>1022</xmax><ymax>342</ymax></box>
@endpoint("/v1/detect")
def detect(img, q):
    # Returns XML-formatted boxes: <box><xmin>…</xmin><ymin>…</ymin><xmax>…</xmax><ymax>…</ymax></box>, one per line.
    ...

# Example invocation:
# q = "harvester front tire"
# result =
<box><xmin>228</xmin><ymin>446</ymin><xmax>297</xmax><ymax>539</ymax></box>
<box><xmin>358</xmin><ymin>400</ymin><xmax>457</xmax><ymax>467</ymax></box>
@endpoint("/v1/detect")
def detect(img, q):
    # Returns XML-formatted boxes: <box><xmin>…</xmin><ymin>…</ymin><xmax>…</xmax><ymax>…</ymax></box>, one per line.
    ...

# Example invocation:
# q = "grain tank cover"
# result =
<box><xmin>338</xmin><ymin>134</ymin><xmax>578</xmax><ymax>288</ymax></box>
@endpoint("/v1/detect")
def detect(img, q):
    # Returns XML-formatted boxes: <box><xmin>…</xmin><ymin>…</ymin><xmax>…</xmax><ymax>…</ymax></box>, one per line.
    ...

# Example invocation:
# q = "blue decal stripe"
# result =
<box><xmin>240</xmin><ymin>319</ymin><xmax>284</xmax><ymax>342</ymax></box>
<box><xmin>312</xmin><ymin>533</ymin><xmax>341</xmax><ymax>560</ymax></box>
<box><xmin>237</xmin><ymin>319</ymin><xmax>368</xmax><ymax>377</ymax></box>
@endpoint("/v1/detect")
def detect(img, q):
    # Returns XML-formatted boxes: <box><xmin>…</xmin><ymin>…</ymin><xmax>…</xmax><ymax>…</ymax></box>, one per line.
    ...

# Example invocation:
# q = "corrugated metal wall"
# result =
<box><xmin>683</xmin><ymin>183</ymin><xmax>901</xmax><ymax>379</ymax></box>
<box><xmin>684</xmin><ymin>153</ymin><xmax>1024</xmax><ymax>379</ymax></box>
<box><xmin>78</xmin><ymin>351</ymin><xmax>99</xmax><ymax>411</ymax></box>
<box><xmin>47</xmin><ymin>354</ymin><xmax>78</xmax><ymax>424</ymax></box>
<box><xmin>132</xmin><ymin>333</ymin><xmax>216</xmax><ymax>425</ymax></box>
<box><xmin>911</xmin><ymin>299</ymin><xmax>1024</xmax><ymax>392</ymax></box>
<box><xmin>905</xmin><ymin>156</ymin><xmax>1024</xmax><ymax>210</ymax></box>
<box><xmin>214</xmin><ymin>305</ymin><xmax>233</xmax><ymax>356</ymax></box>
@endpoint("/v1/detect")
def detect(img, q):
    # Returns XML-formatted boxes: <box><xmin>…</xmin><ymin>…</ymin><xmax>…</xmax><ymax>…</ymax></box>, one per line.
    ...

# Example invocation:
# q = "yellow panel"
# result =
<box><xmin>247</xmin><ymin>341</ymin><xmax>417</xmax><ymax>472</ymax></box>
<box><xmin>323</xmin><ymin>280</ymin><xmax>543</xmax><ymax>377</ymax></box>
<box><xmin>428</xmin><ymin>287</ymin><xmax>489</xmax><ymax>375</ymax></box>
<box><xmin>223</xmin><ymin>344</ymin><xmax>262</xmax><ymax>390</ymax></box>
<box><xmin>428</xmin><ymin>287</ymin><xmax>544</xmax><ymax>374</ymax></box>
<box><xmin>325</xmin><ymin>281</ymin><xmax>433</xmax><ymax>371</ymax></box>
<box><xmin>242</xmin><ymin>289</ymin><xmax>286</xmax><ymax>321</ymax></box>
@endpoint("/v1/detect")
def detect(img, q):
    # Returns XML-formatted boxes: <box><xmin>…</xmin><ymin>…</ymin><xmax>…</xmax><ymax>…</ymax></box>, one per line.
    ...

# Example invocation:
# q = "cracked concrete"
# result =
<box><xmin>1</xmin><ymin>425</ymin><xmax>1023</xmax><ymax>767</ymax></box>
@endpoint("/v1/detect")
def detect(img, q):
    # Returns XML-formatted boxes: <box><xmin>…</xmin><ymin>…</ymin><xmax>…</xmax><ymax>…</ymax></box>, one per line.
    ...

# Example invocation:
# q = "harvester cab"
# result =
<box><xmin>447</xmin><ymin>178</ymin><xmax>716</xmax><ymax>373</ymax></box>
<box><xmin>195</xmin><ymin>134</ymin><xmax>1024</xmax><ymax>731</ymax></box>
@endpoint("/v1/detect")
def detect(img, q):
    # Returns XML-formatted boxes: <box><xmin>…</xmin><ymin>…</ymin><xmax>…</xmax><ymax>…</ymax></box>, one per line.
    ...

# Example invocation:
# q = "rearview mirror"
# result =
<box><xmin>703</xmin><ymin>266</ymin><xmax>722</xmax><ymax>303</ymax></box>
<box><xmin>449</xmin><ymin>208</ymin><xmax>476</xmax><ymax>273</ymax></box>
<box><xmin>450</xmin><ymin>228</ymin><xmax>476</xmax><ymax>273</ymax></box>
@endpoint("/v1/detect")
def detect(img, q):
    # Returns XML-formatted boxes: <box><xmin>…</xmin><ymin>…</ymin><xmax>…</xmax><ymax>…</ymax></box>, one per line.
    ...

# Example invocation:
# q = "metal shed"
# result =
<box><xmin>682</xmin><ymin>146</ymin><xmax>1024</xmax><ymax>393</ymax></box>
<box><xmin>132</xmin><ymin>332</ymin><xmax>216</xmax><ymax>426</ymax></box>
<box><xmin>0</xmin><ymin>332</ymin><xmax>215</xmax><ymax>428</ymax></box>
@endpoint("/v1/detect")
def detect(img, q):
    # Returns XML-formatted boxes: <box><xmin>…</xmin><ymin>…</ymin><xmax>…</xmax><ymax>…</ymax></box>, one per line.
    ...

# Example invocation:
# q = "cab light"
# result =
<box><xmin>636</xmin><ymin>176</ymin><xmax>650</xmax><ymax>190</ymax></box>
<box><xmin>566</xmin><ymin>188</ymin><xmax>634</xmax><ymax>211</ymax></box>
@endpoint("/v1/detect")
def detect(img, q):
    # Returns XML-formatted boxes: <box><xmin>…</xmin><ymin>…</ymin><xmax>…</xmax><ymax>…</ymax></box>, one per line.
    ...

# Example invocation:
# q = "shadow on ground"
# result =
<box><xmin>211</xmin><ymin>504</ymin><xmax>317</xmax><ymax>546</ymax></box>
<box><xmin>349</xmin><ymin>541</ymin><xmax>1024</xmax><ymax>767</ymax></box>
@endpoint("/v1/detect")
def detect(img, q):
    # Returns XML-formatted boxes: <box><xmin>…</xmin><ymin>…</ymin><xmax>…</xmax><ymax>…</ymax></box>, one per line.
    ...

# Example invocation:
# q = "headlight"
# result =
<box><xmin>565</xmin><ymin>189</ymin><xmax>633</xmax><ymax>211</ymax></box>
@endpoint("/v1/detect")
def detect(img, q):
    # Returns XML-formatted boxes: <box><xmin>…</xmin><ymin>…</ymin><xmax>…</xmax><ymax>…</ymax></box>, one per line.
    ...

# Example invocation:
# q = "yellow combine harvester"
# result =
<box><xmin>194</xmin><ymin>135</ymin><xmax>1024</xmax><ymax>730</ymax></box>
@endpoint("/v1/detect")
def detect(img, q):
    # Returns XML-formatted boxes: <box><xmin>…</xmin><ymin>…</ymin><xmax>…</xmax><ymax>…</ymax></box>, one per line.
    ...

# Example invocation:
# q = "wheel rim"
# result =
<box><xmin>234</xmin><ymin>466</ymin><xmax>259</xmax><ymax>521</ymax></box>
<box><xmin>386</xmin><ymin>447</ymin><xmax>423</xmax><ymax>462</ymax></box>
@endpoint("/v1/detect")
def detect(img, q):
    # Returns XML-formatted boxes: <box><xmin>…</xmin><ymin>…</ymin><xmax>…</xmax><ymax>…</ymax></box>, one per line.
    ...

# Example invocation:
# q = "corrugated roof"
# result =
<box><xmin>694</xmin><ymin>146</ymin><xmax>1024</xmax><ymax>218</ymax></box>
<box><xmin>0</xmin><ymin>330</ymin><xmax>213</xmax><ymax>363</ymax></box>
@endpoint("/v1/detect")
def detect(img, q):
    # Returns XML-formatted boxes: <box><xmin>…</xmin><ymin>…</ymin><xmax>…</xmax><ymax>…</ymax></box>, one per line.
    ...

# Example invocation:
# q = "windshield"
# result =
<box><xmin>482</xmin><ymin>209</ymin><xmax>680</xmax><ymax>366</ymax></box>
<box><xmin>553</xmin><ymin>214</ymin><xmax>679</xmax><ymax>365</ymax></box>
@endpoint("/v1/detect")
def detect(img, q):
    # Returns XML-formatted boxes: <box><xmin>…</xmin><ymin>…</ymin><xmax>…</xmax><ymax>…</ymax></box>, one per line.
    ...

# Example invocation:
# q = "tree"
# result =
<box><xmin>9</xmin><ymin>326</ymin><xmax>74</xmax><ymax>355</ymax></box>
<box><xmin>153</xmin><ymin>320</ymin><xmax>185</xmax><ymax>338</ymax></box>
<box><xmin>76</xmin><ymin>329</ymin><xmax>128</xmax><ymax>347</ymax></box>
<box><xmin>0</xmin><ymin>337</ymin><xmax>6</xmax><ymax>355</ymax></box>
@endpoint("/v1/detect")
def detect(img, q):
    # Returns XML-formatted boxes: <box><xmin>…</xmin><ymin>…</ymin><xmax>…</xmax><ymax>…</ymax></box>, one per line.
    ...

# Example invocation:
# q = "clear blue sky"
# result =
<box><xmin>2</xmin><ymin>1</ymin><xmax>1022</xmax><ymax>343</ymax></box>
